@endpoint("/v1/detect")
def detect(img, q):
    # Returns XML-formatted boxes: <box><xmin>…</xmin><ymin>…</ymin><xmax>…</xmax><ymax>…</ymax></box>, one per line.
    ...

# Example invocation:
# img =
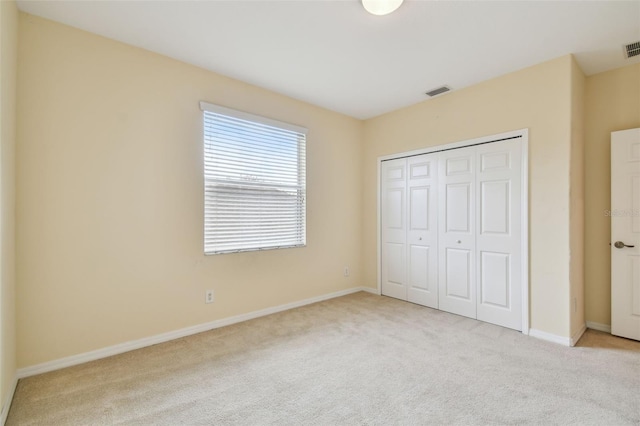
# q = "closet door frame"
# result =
<box><xmin>376</xmin><ymin>128</ymin><xmax>530</xmax><ymax>335</ymax></box>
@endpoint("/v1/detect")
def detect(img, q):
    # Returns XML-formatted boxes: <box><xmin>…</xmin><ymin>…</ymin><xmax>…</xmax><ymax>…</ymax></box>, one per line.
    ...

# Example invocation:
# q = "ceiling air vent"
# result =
<box><xmin>624</xmin><ymin>41</ymin><xmax>640</xmax><ymax>59</ymax></box>
<box><xmin>425</xmin><ymin>85</ymin><xmax>452</xmax><ymax>97</ymax></box>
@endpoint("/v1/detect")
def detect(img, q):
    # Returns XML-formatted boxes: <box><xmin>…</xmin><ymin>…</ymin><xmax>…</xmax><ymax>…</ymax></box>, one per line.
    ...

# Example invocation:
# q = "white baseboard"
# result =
<box><xmin>570</xmin><ymin>323</ymin><xmax>587</xmax><ymax>347</ymax></box>
<box><xmin>586</xmin><ymin>321</ymin><xmax>611</xmax><ymax>333</ymax></box>
<box><xmin>17</xmin><ymin>286</ymin><xmax>375</xmax><ymax>379</ymax></box>
<box><xmin>360</xmin><ymin>286</ymin><xmax>379</xmax><ymax>295</ymax></box>
<box><xmin>1</xmin><ymin>375</ymin><xmax>18</xmax><ymax>425</ymax></box>
<box><xmin>528</xmin><ymin>328</ymin><xmax>571</xmax><ymax>346</ymax></box>
<box><xmin>529</xmin><ymin>325</ymin><xmax>586</xmax><ymax>347</ymax></box>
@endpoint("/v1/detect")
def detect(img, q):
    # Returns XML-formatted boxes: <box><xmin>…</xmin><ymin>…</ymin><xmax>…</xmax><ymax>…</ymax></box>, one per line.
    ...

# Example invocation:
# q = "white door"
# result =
<box><xmin>438</xmin><ymin>147</ymin><xmax>476</xmax><ymax>319</ymax></box>
<box><xmin>475</xmin><ymin>140</ymin><xmax>523</xmax><ymax>330</ymax></box>
<box><xmin>381</xmin><ymin>135</ymin><xmax>525</xmax><ymax>331</ymax></box>
<box><xmin>437</xmin><ymin>140</ymin><xmax>523</xmax><ymax>329</ymax></box>
<box><xmin>406</xmin><ymin>155</ymin><xmax>438</xmax><ymax>308</ymax></box>
<box><xmin>611</xmin><ymin>128</ymin><xmax>640</xmax><ymax>341</ymax></box>
<box><xmin>381</xmin><ymin>158</ymin><xmax>407</xmax><ymax>300</ymax></box>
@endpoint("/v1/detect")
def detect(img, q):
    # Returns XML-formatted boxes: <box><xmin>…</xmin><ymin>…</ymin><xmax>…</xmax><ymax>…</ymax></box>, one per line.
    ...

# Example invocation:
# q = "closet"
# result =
<box><xmin>380</xmin><ymin>136</ymin><xmax>525</xmax><ymax>331</ymax></box>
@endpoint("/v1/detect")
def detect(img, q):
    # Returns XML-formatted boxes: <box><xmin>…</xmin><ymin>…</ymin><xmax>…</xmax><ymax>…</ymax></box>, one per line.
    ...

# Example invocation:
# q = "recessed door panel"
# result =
<box><xmin>481</xmin><ymin>151</ymin><xmax>510</xmax><ymax>171</ymax></box>
<box><xmin>410</xmin><ymin>186</ymin><xmax>429</xmax><ymax>231</ymax></box>
<box><xmin>446</xmin><ymin>248</ymin><xmax>471</xmax><ymax>299</ymax></box>
<box><xmin>480</xmin><ymin>251</ymin><xmax>510</xmax><ymax>309</ymax></box>
<box><xmin>632</xmin><ymin>176</ymin><xmax>640</xmax><ymax>234</ymax></box>
<box><xmin>382</xmin><ymin>242</ymin><xmax>406</xmax><ymax>300</ymax></box>
<box><xmin>629</xmin><ymin>142</ymin><xmax>640</xmax><ymax>160</ymax></box>
<box><xmin>386</xmin><ymin>165</ymin><xmax>404</xmax><ymax>181</ymax></box>
<box><xmin>409</xmin><ymin>245</ymin><xmax>429</xmax><ymax>291</ymax></box>
<box><xmin>387</xmin><ymin>242</ymin><xmax>405</xmax><ymax>285</ymax></box>
<box><xmin>386</xmin><ymin>188</ymin><xmax>404</xmax><ymax>230</ymax></box>
<box><xmin>446</xmin><ymin>157</ymin><xmax>471</xmax><ymax>175</ymax></box>
<box><xmin>481</xmin><ymin>181</ymin><xmax>510</xmax><ymax>235</ymax></box>
<box><xmin>446</xmin><ymin>184</ymin><xmax>470</xmax><ymax>232</ymax></box>
<box><xmin>410</xmin><ymin>162</ymin><xmax>430</xmax><ymax>179</ymax></box>
<box><xmin>631</xmin><ymin>256</ymin><xmax>640</xmax><ymax>317</ymax></box>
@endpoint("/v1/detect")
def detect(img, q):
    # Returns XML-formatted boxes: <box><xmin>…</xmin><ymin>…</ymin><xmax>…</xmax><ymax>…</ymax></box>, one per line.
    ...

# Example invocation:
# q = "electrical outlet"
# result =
<box><xmin>205</xmin><ymin>290</ymin><xmax>214</xmax><ymax>304</ymax></box>
<box><xmin>344</xmin><ymin>266</ymin><xmax>350</xmax><ymax>277</ymax></box>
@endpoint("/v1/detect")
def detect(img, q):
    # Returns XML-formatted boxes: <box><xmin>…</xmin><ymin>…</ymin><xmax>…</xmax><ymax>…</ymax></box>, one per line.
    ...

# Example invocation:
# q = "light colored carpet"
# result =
<box><xmin>7</xmin><ymin>292</ymin><xmax>640</xmax><ymax>425</ymax></box>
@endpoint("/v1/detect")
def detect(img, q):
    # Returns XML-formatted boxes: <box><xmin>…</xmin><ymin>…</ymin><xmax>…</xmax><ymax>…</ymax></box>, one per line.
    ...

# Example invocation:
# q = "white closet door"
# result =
<box><xmin>475</xmin><ymin>140</ymin><xmax>523</xmax><ymax>330</ymax></box>
<box><xmin>406</xmin><ymin>155</ymin><xmax>439</xmax><ymax>308</ymax></box>
<box><xmin>438</xmin><ymin>147</ymin><xmax>476</xmax><ymax>319</ymax></box>
<box><xmin>381</xmin><ymin>136</ymin><xmax>525</xmax><ymax>330</ymax></box>
<box><xmin>381</xmin><ymin>158</ymin><xmax>408</xmax><ymax>300</ymax></box>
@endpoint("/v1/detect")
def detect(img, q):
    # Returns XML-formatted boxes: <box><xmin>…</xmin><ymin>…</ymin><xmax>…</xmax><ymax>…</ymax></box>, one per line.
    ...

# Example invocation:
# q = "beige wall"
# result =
<box><xmin>16</xmin><ymin>14</ymin><xmax>364</xmax><ymax>367</ymax></box>
<box><xmin>569</xmin><ymin>57</ymin><xmax>586</xmax><ymax>337</ymax></box>
<box><xmin>0</xmin><ymin>0</ymin><xmax>18</xmax><ymax>413</ymax></box>
<box><xmin>363</xmin><ymin>56</ymin><xmax>575</xmax><ymax>337</ymax></box>
<box><xmin>584</xmin><ymin>63</ymin><xmax>640</xmax><ymax>326</ymax></box>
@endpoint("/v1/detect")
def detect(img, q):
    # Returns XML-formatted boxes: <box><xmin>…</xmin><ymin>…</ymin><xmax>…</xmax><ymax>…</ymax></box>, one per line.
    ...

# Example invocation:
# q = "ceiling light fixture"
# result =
<box><xmin>361</xmin><ymin>0</ymin><xmax>404</xmax><ymax>16</ymax></box>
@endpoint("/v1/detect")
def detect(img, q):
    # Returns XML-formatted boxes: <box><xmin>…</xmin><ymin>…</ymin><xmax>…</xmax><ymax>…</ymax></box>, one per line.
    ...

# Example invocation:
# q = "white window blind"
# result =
<box><xmin>200</xmin><ymin>102</ymin><xmax>307</xmax><ymax>255</ymax></box>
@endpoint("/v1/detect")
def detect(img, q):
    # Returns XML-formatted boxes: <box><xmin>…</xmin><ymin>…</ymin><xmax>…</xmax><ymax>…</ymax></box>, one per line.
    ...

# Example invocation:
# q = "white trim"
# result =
<box><xmin>199</xmin><ymin>101</ymin><xmax>307</xmax><ymax>135</ymax></box>
<box><xmin>377</xmin><ymin>129</ymin><xmax>527</xmax><ymax>162</ymax></box>
<box><xmin>377</xmin><ymin>158</ymin><xmax>382</xmax><ymax>296</ymax></box>
<box><xmin>521</xmin><ymin>131</ymin><xmax>530</xmax><ymax>332</ymax></box>
<box><xmin>1</xmin><ymin>375</ymin><xmax>18</xmax><ymax>425</ymax></box>
<box><xmin>17</xmin><ymin>287</ymin><xmax>373</xmax><ymax>379</ymax></box>
<box><xmin>376</xmin><ymin>128</ymin><xmax>529</xmax><ymax>333</ymax></box>
<box><xmin>571</xmin><ymin>323</ymin><xmax>587</xmax><ymax>347</ymax></box>
<box><xmin>361</xmin><ymin>286</ymin><xmax>380</xmax><ymax>295</ymax></box>
<box><xmin>586</xmin><ymin>321</ymin><xmax>611</xmax><ymax>333</ymax></box>
<box><xmin>529</xmin><ymin>328</ymin><xmax>571</xmax><ymax>346</ymax></box>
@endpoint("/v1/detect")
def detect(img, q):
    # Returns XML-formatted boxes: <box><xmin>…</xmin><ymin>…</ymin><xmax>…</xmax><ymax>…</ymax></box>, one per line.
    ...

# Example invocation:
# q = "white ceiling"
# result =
<box><xmin>16</xmin><ymin>0</ymin><xmax>640</xmax><ymax>120</ymax></box>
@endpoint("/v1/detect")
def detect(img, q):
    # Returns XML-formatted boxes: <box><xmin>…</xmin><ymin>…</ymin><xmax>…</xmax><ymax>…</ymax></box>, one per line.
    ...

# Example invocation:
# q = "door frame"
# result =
<box><xmin>376</xmin><ymin>128</ymin><xmax>530</xmax><ymax>334</ymax></box>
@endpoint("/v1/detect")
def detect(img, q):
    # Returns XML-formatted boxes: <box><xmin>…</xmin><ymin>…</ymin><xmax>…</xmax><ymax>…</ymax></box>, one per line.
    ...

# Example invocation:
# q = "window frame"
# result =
<box><xmin>200</xmin><ymin>101</ymin><xmax>307</xmax><ymax>255</ymax></box>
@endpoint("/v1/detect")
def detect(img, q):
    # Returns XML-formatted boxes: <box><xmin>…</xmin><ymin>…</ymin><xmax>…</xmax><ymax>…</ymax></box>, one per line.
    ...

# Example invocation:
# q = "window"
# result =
<box><xmin>200</xmin><ymin>102</ymin><xmax>307</xmax><ymax>255</ymax></box>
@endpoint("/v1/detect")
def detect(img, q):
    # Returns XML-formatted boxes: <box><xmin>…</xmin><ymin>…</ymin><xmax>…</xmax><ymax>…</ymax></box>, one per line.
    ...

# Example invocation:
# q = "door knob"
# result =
<box><xmin>614</xmin><ymin>241</ymin><xmax>635</xmax><ymax>249</ymax></box>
